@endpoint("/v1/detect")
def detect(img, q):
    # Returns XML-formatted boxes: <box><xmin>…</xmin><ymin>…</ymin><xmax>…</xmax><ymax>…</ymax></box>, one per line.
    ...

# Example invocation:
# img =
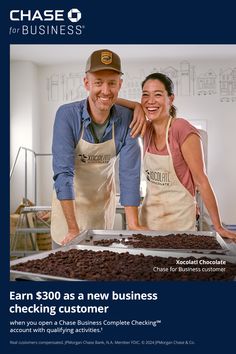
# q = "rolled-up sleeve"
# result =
<box><xmin>52</xmin><ymin>106</ymin><xmax>77</xmax><ymax>200</ymax></box>
<box><xmin>119</xmin><ymin>130</ymin><xmax>141</xmax><ymax>206</ymax></box>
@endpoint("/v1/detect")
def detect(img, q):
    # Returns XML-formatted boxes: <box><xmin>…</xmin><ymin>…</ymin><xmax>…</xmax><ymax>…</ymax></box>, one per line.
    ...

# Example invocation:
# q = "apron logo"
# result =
<box><xmin>145</xmin><ymin>169</ymin><xmax>151</xmax><ymax>182</ymax></box>
<box><xmin>101</xmin><ymin>51</ymin><xmax>112</xmax><ymax>65</ymax></box>
<box><xmin>77</xmin><ymin>154</ymin><xmax>112</xmax><ymax>163</ymax></box>
<box><xmin>78</xmin><ymin>154</ymin><xmax>89</xmax><ymax>163</ymax></box>
<box><xmin>145</xmin><ymin>169</ymin><xmax>171</xmax><ymax>186</ymax></box>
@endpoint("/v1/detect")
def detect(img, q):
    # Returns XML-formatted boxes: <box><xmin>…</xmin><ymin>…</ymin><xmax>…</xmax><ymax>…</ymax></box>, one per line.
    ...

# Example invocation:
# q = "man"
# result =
<box><xmin>51</xmin><ymin>49</ymin><xmax>145</xmax><ymax>248</ymax></box>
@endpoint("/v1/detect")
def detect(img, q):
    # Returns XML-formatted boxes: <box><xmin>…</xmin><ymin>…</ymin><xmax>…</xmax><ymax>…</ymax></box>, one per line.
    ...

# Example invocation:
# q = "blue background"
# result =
<box><xmin>1</xmin><ymin>0</ymin><xmax>236</xmax><ymax>353</ymax></box>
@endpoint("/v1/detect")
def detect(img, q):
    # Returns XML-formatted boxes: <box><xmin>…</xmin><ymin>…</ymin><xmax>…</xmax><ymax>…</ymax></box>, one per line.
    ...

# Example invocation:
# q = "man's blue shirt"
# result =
<box><xmin>52</xmin><ymin>99</ymin><xmax>141</xmax><ymax>206</ymax></box>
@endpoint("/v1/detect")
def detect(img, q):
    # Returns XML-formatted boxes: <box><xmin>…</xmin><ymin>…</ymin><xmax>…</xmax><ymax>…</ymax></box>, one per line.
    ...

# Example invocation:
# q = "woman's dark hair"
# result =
<box><xmin>141</xmin><ymin>73</ymin><xmax>177</xmax><ymax>118</ymax></box>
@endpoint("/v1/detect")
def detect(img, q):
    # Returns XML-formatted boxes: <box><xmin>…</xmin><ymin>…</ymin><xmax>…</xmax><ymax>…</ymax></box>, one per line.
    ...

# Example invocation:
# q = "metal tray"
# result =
<box><xmin>10</xmin><ymin>244</ymin><xmax>236</xmax><ymax>281</ymax></box>
<box><xmin>68</xmin><ymin>230</ymin><xmax>232</xmax><ymax>254</ymax></box>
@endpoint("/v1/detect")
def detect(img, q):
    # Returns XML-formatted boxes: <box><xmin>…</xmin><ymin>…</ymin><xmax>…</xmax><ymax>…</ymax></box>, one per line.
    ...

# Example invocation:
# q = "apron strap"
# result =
<box><xmin>165</xmin><ymin>117</ymin><xmax>173</xmax><ymax>157</ymax></box>
<box><xmin>148</xmin><ymin>124</ymin><xmax>154</xmax><ymax>152</ymax></box>
<box><xmin>80</xmin><ymin>125</ymin><xmax>85</xmax><ymax>142</ymax></box>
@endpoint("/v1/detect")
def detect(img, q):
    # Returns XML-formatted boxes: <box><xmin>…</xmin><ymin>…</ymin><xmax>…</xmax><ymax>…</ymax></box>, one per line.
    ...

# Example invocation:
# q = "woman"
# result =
<box><xmin>118</xmin><ymin>73</ymin><xmax>236</xmax><ymax>240</ymax></box>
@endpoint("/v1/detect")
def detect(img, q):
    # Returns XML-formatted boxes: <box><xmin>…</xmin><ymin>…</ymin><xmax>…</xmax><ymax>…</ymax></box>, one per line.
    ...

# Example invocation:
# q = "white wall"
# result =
<box><xmin>10</xmin><ymin>50</ymin><xmax>236</xmax><ymax>224</ymax></box>
<box><xmin>10</xmin><ymin>61</ymin><xmax>40</xmax><ymax>212</ymax></box>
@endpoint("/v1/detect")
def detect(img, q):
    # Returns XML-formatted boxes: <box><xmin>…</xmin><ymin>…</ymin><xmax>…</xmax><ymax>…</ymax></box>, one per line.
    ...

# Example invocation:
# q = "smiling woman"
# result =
<box><xmin>117</xmin><ymin>72</ymin><xmax>236</xmax><ymax>242</ymax></box>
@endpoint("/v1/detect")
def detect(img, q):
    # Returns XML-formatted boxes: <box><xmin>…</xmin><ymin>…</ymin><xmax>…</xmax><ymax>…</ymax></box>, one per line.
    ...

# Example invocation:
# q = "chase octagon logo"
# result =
<box><xmin>67</xmin><ymin>8</ymin><xmax>81</xmax><ymax>22</ymax></box>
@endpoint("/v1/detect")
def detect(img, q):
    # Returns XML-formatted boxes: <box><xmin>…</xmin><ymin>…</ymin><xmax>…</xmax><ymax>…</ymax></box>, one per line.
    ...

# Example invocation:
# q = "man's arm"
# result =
<box><xmin>125</xmin><ymin>206</ymin><xmax>147</xmax><ymax>230</ymax></box>
<box><xmin>118</xmin><ymin>118</ymin><xmax>146</xmax><ymax>230</ymax></box>
<box><xmin>116</xmin><ymin>98</ymin><xmax>146</xmax><ymax>138</ymax></box>
<box><xmin>60</xmin><ymin>200</ymin><xmax>80</xmax><ymax>245</ymax></box>
<box><xmin>52</xmin><ymin>105</ymin><xmax>80</xmax><ymax>243</ymax></box>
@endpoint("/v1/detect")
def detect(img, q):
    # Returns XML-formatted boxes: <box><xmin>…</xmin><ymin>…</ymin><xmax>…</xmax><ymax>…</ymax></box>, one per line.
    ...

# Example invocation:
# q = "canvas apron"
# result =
<box><xmin>51</xmin><ymin>124</ymin><xmax>117</xmax><ymax>244</ymax></box>
<box><xmin>140</xmin><ymin>118</ymin><xmax>196</xmax><ymax>231</ymax></box>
